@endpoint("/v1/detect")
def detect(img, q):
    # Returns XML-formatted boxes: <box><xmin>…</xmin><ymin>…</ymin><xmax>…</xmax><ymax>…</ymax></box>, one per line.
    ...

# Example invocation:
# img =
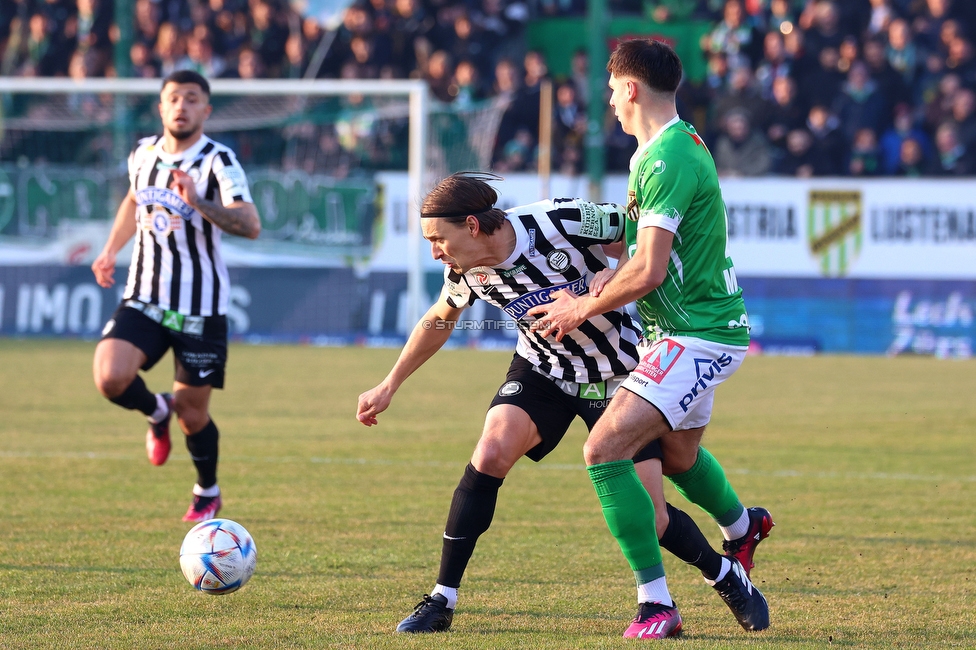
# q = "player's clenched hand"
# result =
<box><xmin>170</xmin><ymin>169</ymin><xmax>200</xmax><ymax>207</ymax></box>
<box><xmin>590</xmin><ymin>268</ymin><xmax>616</xmax><ymax>297</ymax></box>
<box><xmin>92</xmin><ymin>250</ymin><xmax>117</xmax><ymax>288</ymax></box>
<box><xmin>356</xmin><ymin>384</ymin><xmax>394</xmax><ymax>426</ymax></box>
<box><xmin>526</xmin><ymin>289</ymin><xmax>589</xmax><ymax>342</ymax></box>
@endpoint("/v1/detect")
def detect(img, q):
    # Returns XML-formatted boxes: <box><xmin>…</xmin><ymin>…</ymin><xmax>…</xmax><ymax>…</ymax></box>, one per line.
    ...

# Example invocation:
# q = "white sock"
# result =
<box><xmin>704</xmin><ymin>557</ymin><xmax>732</xmax><ymax>586</ymax></box>
<box><xmin>721</xmin><ymin>507</ymin><xmax>750</xmax><ymax>541</ymax></box>
<box><xmin>192</xmin><ymin>483</ymin><xmax>220</xmax><ymax>498</ymax></box>
<box><xmin>431</xmin><ymin>584</ymin><xmax>457</xmax><ymax>609</ymax></box>
<box><xmin>148</xmin><ymin>394</ymin><xmax>169</xmax><ymax>423</ymax></box>
<box><xmin>637</xmin><ymin>576</ymin><xmax>673</xmax><ymax>607</ymax></box>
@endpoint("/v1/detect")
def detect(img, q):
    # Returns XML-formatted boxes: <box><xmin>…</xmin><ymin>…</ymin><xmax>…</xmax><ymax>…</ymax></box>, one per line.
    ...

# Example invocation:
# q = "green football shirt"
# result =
<box><xmin>624</xmin><ymin>116</ymin><xmax>750</xmax><ymax>346</ymax></box>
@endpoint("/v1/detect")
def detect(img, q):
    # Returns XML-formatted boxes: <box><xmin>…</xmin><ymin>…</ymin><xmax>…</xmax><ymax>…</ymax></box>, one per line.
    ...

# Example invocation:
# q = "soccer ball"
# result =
<box><xmin>179</xmin><ymin>518</ymin><xmax>257</xmax><ymax>595</ymax></box>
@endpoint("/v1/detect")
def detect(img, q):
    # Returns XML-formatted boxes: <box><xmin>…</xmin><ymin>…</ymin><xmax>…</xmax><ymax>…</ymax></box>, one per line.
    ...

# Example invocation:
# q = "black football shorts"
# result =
<box><xmin>101</xmin><ymin>302</ymin><xmax>228</xmax><ymax>389</ymax></box>
<box><xmin>489</xmin><ymin>355</ymin><xmax>663</xmax><ymax>463</ymax></box>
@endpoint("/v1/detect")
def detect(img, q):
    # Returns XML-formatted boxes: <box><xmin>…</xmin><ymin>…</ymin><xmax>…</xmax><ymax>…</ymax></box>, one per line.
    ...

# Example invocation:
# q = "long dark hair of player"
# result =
<box><xmin>421</xmin><ymin>172</ymin><xmax>507</xmax><ymax>235</ymax></box>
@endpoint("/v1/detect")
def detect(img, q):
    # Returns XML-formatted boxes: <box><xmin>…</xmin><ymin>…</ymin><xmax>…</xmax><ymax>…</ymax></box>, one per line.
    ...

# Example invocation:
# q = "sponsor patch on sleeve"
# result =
<box><xmin>578</xmin><ymin>202</ymin><xmax>605</xmax><ymax>239</ymax></box>
<box><xmin>626</xmin><ymin>190</ymin><xmax>639</xmax><ymax>221</ymax></box>
<box><xmin>444</xmin><ymin>279</ymin><xmax>470</xmax><ymax>307</ymax></box>
<box><xmin>215</xmin><ymin>164</ymin><xmax>248</xmax><ymax>201</ymax></box>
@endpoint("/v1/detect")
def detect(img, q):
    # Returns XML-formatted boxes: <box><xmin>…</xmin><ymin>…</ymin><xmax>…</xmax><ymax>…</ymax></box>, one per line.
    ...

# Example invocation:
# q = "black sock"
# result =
<box><xmin>659</xmin><ymin>503</ymin><xmax>724</xmax><ymax>581</ymax></box>
<box><xmin>436</xmin><ymin>463</ymin><xmax>505</xmax><ymax>589</ymax></box>
<box><xmin>185</xmin><ymin>420</ymin><xmax>219</xmax><ymax>489</ymax></box>
<box><xmin>108</xmin><ymin>375</ymin><xmax>157</xmax><ymax>416</ymax></box>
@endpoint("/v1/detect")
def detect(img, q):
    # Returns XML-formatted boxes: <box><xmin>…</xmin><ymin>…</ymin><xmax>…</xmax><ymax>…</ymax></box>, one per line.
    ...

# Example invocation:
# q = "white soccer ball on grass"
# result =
<box><xmin>179</xmin><ymin>518</ymin><xmax>257</xmax><ymax>594</ymax></box>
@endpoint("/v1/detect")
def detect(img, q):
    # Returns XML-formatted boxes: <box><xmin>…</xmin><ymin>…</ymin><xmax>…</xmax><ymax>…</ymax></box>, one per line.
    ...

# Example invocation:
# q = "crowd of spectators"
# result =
<box><xmin>682</xmin><ymin>0</ymin><xmax>976</xmax><ymax>177</ymax></box>
<box><xmin>2</xmin><ymin>0</ymin><xmax>976</xmax><ymax>177</ymax></box>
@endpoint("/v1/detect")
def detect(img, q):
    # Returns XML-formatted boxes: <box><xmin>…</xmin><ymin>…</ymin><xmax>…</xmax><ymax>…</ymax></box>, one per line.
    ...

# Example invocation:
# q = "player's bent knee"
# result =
<box><xmin>177</xmin><ymin>412</ymin><xmax>210</xmax><ymax>436</ymax></box>
<box><xmin>662</xmin><ymin>455</ymin><xmax>696</xmax><ymax>476</ymax></box>
<box><xmin>93</xmin><ymin>370</ymin><xmax>133</xmax><ymax>399</ymax></box>
<box><xmin>583</xmin><ymin>413</ymin><xmax>637</xmax><ymax>465</ymax></box>
<box><xmin>470</xmin><ymin>438</ymin><xmax>520</xmax><ymax>478</ymax></box>
<box><xmin>661</xmin><ymin>446</ymin><xmax>697</xmax><ymax>474</ymax></box>
<box><xmin>471</xmin><ymin>455</ymin><xmax>514</xmax><ymax>478</ymax></box>
<box><xmin>92</xmin><ymin>341</ymin><xmax>145</xmax><ymax>398</ymax></box>
<box><xmin>655</xmin><ymin>507</ymin><xmax>670</xmax><ymax>539</ymax></box>
<box><xmin>583</xmin><ymin>435</ymin><xmax>618</xmax><ymax>466</ymax></box>
<box><xmin>172</xmin><ymin>395</ymin><xmax>209</xmax><ymax>434</ymax></box>
<box><xmin>660</xmin><ymin>433</ymin><xmax>704</xmax><ymax>475</ymax></box>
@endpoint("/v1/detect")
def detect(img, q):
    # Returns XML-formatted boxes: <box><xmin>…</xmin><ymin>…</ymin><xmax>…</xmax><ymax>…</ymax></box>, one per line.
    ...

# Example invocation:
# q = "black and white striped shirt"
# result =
<box><xmin>442</xmin><ymin>198</ymin><xmax>642</xmax><ymax>383</ymax></box>
<box><xmin>123</xmin><ymin>134</ymin><xmax>252</xmax><ymax>317</ymax></box>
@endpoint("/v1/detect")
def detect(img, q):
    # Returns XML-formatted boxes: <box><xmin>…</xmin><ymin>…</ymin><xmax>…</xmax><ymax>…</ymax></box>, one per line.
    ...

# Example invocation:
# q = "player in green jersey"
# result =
<box><xmin>530</xmin><ymin>39</ymin><xmax>773</xmax><ymax>639</ymax></box>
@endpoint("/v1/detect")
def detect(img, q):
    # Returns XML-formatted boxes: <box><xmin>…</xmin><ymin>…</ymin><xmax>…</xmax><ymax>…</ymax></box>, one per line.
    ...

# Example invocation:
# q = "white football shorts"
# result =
<box><xmin>620</xmin><ymin>336</ymin><xmax>748</xmax><ymax>430</ymax></box>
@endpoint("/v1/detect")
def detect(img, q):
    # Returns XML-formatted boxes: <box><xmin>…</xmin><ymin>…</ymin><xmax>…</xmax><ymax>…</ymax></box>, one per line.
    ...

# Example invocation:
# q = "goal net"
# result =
<box><xmin>0</xmin><ymin>77</ymin><xmax>506</xmax><ymax>326</ymax></box>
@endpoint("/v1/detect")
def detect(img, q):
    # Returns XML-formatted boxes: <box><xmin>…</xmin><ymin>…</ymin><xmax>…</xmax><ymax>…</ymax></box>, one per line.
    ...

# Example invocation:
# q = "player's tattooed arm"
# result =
<box><xmin>170</xmin><ymin>169</ymin><xmax>261</xmax><ymax>239</ymax></box>
<box><xmin>193</xmin><ymin>199</ymin><xmax>261</xmax><ymax>239</ymax></box>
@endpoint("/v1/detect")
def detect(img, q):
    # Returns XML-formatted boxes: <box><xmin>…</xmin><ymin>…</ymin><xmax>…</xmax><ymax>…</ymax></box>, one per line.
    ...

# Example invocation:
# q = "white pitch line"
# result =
<box><xmin>2</xmin><ymin>450</ymin><xmax>975</xmax><ymax>483</ymax></box>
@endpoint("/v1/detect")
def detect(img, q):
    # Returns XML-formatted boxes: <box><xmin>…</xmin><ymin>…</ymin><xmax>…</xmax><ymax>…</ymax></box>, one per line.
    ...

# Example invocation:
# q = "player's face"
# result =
<box><xmin>159</xmin><ymin>82</ymin><xmax>212</xmax><ymax>141</ymax></box>
<box><xmin>608</xmin><ymin>73</ymin><xmax>635</xmax><ymax>135</ymax></box>
<box><xmin>422</xmin><ymin>218</ymin><xmax>484</xmax><ymax>273</ymax></box>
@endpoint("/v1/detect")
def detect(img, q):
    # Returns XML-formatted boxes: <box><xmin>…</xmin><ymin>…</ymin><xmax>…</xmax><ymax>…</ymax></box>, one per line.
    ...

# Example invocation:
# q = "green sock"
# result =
<box><xmin>588</xmin><ymin>460</ymin><xmax>665</xmax><ymax>584</ymax></box>
<box><xmin>667</xmin><ymin>447</ymin><xmax>745</xmax><ymax>527</ymax></box>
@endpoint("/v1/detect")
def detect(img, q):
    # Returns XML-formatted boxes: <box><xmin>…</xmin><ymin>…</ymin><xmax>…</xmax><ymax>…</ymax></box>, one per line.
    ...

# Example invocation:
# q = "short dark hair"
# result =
<box><xmin>162</xmin><ymin>69</ymin><xmax>211</xmax><ymax>96</ymax></box>
<box><xmin>607</xmin><ymin>39</ymin><xmax>682</xmax><ymax>94</ymax></box>
<box><xmin>422</xmin><ymin>172</ymin><xmax>507</xmax><ymax>235</ymax></box>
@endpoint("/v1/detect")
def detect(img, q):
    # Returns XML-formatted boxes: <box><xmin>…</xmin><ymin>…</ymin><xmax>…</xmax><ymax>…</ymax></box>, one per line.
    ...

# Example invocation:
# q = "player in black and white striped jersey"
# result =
<box><xmin>357</xmin><ymin>173</ymin><xmax>737</xmax><ymax>633</ymax></box>
<box><xmin>91</xmin><ymin>70</ymin><xmax>260</xmax><ymax>523</ymax></box>
<box><xmin>124</xmin><ymin>135</ymin><xmax>250</xmax><ymax>316</ymax></box>
<box><xmin>440</xmin><ymin>196</ymin><xmax>641</xmax><ymax>383</ymax></box>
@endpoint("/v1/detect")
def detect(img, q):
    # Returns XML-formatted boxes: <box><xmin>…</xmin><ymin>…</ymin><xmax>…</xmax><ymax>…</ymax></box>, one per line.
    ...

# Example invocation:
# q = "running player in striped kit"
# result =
<box><xmin>356</xmin><ymin>172</ymin><xmax>767</xmax><ymax>634</ymax></box>
<box><xmin>91</xmin><ymin>70</ymin><xmax>260</xmax><ymax>522</ymax></box>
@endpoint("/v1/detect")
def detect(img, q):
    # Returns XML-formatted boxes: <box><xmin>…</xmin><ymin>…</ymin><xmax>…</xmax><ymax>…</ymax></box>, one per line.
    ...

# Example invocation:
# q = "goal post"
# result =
<box><xmin>0</xmin><ymin>77</ymin><xmax>431</xmax><ymax>329</ymax></box>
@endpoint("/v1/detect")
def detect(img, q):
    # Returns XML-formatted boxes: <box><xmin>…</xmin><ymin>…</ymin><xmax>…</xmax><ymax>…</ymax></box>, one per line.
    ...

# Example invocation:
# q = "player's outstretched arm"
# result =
<box><xmin>92</xmin><ymin>190</ymin><xmax>138</xmax><ymax>288</ymax></box>
<box><xmin>356</xmin><ymin>298</ymin><xmax>465</xmax><ymax>426</ymax></box>
<box><xmin>170</xmin><ymin>169</ymin><xmax>261</xmax><ymax>239</ymax></box>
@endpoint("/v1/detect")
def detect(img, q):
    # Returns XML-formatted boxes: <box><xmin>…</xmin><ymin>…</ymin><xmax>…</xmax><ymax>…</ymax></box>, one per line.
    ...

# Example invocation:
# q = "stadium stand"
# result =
<box><xmin>2</xmin><ymin>0</ymin><xmax>976</xmax><ymax>176</ymax></box>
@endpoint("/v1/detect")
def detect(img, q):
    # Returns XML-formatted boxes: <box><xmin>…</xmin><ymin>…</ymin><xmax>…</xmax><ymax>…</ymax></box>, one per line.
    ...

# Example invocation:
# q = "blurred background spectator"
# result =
<box><xmin>702</xmin><ymin>0</ymin><xmax>764</xmax><ymax>71</ymax></box>
<box><xmin>848</xmin><ymin>126</ymin><xmax>881</xmax><ymax>176</ymax></box>
<box><xmin>932</xmin><ymin>118</ymin><xmax>976</xmax><ymax>174</ymax></box>
<box><xmin>774</xmin><ymin>127</ymin><xmax>816</xmax><ymax>177</ymax></box>
<box><xmin>807</xmin><ymin>103</ymin><xmax>847</xmax><ymax>174</ymax></box>
<box><xmin>552</xmin><ymin>80</ymin><xmax>586</xmax><ymax>174</ymax></box>
<box><xmin>881</xmin><ymin>102</ymin><xmax>933</xmax><ymax>173</ymax></box>
<box><xmin>713</xmin><ymin>109</ymin><xmax>772</xmax><ymax>176</ymax></box>
<box><xmin>894</xmin><ymin>135</ymin><xmax>930</xmax><ymax>176</ymax></box>
<box><xmin>766</xmin><ymin>75</ymin><xmax>805</xmax><ymax>151</ymax></box>
<box><xmin>2</xmin><ymin>0</ymin><xmax>976</xmax><ymax>177</ymax></box>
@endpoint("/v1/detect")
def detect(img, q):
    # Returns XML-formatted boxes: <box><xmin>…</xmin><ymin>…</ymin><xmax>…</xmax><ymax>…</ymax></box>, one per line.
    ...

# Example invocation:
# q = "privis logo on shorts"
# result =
<box><xmin>634</xmin><ymin>339</ymin><xmax>685</xmax><ymax>384</ymax></box>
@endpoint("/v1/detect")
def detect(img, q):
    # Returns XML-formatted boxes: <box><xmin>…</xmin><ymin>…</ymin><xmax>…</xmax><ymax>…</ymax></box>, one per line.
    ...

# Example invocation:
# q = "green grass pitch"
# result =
<box><xmin>1</xmin><ymin>339</ymin><xmax>974</xmax><ymax>649</ymax></box>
